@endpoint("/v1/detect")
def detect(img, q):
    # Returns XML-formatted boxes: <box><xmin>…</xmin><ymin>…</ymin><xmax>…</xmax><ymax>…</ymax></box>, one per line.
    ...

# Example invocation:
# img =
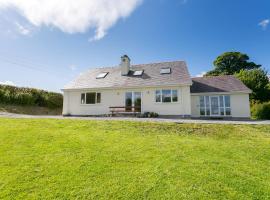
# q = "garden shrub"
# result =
<box><xmin>138</xmin><ymin>112</ymin><xmax>159</xmax><ymax>118</ymax></box>
<box><xmin>251</xmin><ymin>102</ymin><xmax>270</xmax><ymax>120</ymax></box>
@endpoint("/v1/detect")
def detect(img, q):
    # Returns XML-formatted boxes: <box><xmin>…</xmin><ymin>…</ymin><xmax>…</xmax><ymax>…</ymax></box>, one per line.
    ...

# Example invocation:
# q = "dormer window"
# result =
<box><xmin>160</xmin><ymin>68</ymin><xmax>171</xmax><ymax>74</ymax></box>
<box><xmin>133</xmin><ymin>70</ymin><xmax>144</xmax><ymax>76</ymax></box>
<box><xmin>96</xmin><ymin>72</ymin><xmax>108</xmax><ymax>79</ymax></box>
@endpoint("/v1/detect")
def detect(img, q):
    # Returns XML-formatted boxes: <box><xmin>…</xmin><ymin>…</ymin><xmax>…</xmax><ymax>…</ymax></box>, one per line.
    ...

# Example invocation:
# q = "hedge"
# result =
<box><xmin>251</xmin><ymin>102</ymin><xmax>270</xmax><ymax>120</ymax></box>
<box><xmin>0</xmin><ymin>84</ymin><xmax>63</xmax><ymax>109</ymax></box>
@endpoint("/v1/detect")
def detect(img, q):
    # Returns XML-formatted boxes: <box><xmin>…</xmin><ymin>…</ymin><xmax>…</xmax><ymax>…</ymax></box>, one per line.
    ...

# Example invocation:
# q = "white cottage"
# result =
<box><xmin>62</xmin><ymin>55</ymin><xmax>251</xmax><ymax>119</ymax></box>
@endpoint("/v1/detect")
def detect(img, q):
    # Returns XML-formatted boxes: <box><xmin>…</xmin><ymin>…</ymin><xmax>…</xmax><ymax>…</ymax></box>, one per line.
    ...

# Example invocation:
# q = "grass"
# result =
<box><xmin>0</xmin><ymin>104</ymin><xmax>62</xmax><ymax>115</ymax></box>
<box><xmin>0</xmin><ymin>118</ymin><xmax>269</xmax><ymax>199</ymax></box>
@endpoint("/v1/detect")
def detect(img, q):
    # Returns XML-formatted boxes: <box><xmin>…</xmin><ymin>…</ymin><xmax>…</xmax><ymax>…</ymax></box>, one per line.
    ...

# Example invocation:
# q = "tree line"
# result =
<box><xmin>0</xmin><ymin>84</ymin><xmax>63</xmax><ymax>109</ymax></box>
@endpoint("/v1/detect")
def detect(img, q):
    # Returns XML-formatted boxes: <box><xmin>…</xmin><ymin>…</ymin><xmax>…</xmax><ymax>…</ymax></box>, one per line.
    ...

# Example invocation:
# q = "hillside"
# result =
<box><xmin>0</xmin><ymin>84</ymin><xmax>63</xmax><ymax>115</ymax></box>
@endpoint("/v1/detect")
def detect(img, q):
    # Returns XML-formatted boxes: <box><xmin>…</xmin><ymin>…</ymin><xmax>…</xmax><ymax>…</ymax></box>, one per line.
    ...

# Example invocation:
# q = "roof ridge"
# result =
<box><xmin>132</xmin><ymin>60</ymin><xmax>185</xmax><ymax>67</ymax></box>
<box><xmin>84</xmin><ymin>60</ymin><xmax>186</xmax><ymax>71</ymax></box>
<box><xmin>192</xmin><ymin>75</ymin><xmax>235</xmax><ymax>79</ymax></box>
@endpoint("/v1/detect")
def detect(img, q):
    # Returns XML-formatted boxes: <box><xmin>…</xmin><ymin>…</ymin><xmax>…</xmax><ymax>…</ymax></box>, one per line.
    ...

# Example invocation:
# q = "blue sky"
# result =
<box><xmin>0</xmin><ymin>0</ymin><xmax>269</xmax><ymax>92</ymax></box>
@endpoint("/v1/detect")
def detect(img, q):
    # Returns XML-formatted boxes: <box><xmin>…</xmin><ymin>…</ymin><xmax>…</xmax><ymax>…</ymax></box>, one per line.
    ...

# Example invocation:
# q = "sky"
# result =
<box><xmin>0</xmin><ymin>0</ymin><xmax>269</xmax><ymax>92</ymax></box>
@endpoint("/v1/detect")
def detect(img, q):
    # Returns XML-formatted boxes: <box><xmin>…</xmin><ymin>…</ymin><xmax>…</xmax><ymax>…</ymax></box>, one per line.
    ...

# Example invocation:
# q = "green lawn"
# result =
<box><xmin>0</xmin><ymin>119</ymin><xmax>269</xmax><ymax>199</ymax></box>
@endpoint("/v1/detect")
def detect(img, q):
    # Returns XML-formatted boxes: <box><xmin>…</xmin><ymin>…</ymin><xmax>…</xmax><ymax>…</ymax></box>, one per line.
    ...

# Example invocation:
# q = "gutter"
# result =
<box><xmin>61</xmin><ymin>82</ymin><xmax>193</xmax><ymax>92</ymax></box>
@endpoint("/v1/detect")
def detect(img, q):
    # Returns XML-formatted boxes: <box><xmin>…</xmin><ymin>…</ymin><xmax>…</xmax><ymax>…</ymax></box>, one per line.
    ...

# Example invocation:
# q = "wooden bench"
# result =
<box><xmin>109</xmin><ymin>106</ymin><xmax>141</xmax><ymax>116</ymax></box>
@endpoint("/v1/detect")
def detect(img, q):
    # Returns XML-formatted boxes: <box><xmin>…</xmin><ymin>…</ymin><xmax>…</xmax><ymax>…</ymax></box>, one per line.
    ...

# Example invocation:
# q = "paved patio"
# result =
<box><xmin>0</xmin><ymin>112</ymin><xmax>269</xmax><ymax>125</ymax></box>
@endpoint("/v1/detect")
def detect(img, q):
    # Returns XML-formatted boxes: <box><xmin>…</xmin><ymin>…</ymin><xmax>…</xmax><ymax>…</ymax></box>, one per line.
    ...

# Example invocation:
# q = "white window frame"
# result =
<box><xmin>200</xmin><ymin>95</ymin><xmax>231</xmax><ymax>117</ymax></box>
<box><xmin>155</xmin><ymin>89</ymin><xmax>178</xmax><ymax>103</ymax></box>
<box><xmin>81</xmin><ymin>92</ymin><xmax>101</xmax><ymax>105</ymax></box>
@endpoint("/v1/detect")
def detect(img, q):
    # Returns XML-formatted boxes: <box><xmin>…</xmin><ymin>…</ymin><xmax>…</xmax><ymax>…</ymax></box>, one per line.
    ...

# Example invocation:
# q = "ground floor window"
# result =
<box><xmin>200</xmin><ymin>95</ymin><xmax>231</xmax><ymax>116</ymax></box>
<box><xmin>155</xmin><ymin>89</ymin><xmax>178</xmax><ymax>103</ymax></box>
<box><xmin>81</xmin><ymin>92</ymin><xmax>101</xmax><ymax>104</ymax></box>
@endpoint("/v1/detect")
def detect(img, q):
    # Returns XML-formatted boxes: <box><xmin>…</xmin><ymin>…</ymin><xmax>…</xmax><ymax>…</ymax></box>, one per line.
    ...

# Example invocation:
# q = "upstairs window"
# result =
<box><xmin>81</xmin><ymin>92</ymin><xmax>101</xmax><ymax>104</ymax></box>
<box><xmin>96</xmin><ymin>72</ymin><xmax>108</xmax><ymax>79</ymax></box>
<box><xmin>133</xmin><ymin>70</ymin><xmax>144</xmax><ymax>76</ymax></box>
<box><xmin>160</xmin><ymin>68</ymin><xmax>171</xmax><ymax>74</ymax></box>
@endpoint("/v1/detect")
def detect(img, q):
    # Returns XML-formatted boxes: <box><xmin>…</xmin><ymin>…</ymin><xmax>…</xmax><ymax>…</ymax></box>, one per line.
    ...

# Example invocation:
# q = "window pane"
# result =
<box><xmin>200</xmin><ymin>96</ymin><xmax>205</xmax><ymax>116</ymax></box>
<box><xmin>125</xmin><ymin>92</ymin><xmax>132</xmax><ymax>111</ymax></box>
<box><xmin>200</xmin><ymin>96</ymin><xmax>205</xmax><ymax>107</ymax></box>
<box><xmin>160</xmin><ymin>68</ymin><xmax>171</xmax><ymax>74</ymax></box>
<box><xmin>96</xmin><ymin>72</ymin><xmax>108</xmax><ymax>79</ymax></box>
<box><xmin>205</xmin><ymin>96</ymin><xmax>210</xmax><ymax>116</ymax></box>
<box><xmin>155</xmin><ymin>90</ymin><xmax>161</xmax><ymax>102</ymax></box>
<box><xmin>219</xmin><ymin>96</ymin><xmax>224</xmax><ymax>107</ymax></box>
<box><xmin>96</xmin><ymin>93</ymin><xmax>101</xmax><ymax>103</ymax></box>
<box><xmin>162</xmin><ymin>90</ymin><xmax>171</xmax><ymax>102</ymax></box>
<box><xmin>226</xmin><ymin>108</ymin><xmax>231</xmax><ymax>116</ymax></box>
<box><xmin>200</xmin><ymin>107</ymin><xmax>205</xmax><ymax>116</ymax></box>
<box><xmin>134</xmin><ymin>92</ymin><xmax>141</xmax><ymax>112</ymax></box>
<box><xmin>211</xmin><ymin>96</ymin><xmax>219</xmax><ymax>115</ymax></box>
<box><xmin>86</xmin><ymin>93</ymin><xmax>96</xmax><ymax>104</ymax></box>
<box><xmin>133</xmin><ymin>70</ymin><xmax>143</xmax><ymax>76</ymax></box>
<box><xmin>225</xmin><ymin>96</ymin><xmax>230</xmax><ymax>107</ymax></box>
<box><xmin>81</xmin><ymin>93</ymin><xmax>85</xmax><ymax>104</ymax></box>
<box><xmin>172</xmin><ymin>90</ymin><xmax>178</xmax><ymax>102</ymax></box>
<box><xmin>220</xmin><ymin>107</ymin><xmax>224</xmax><ymax>116</ymax></box>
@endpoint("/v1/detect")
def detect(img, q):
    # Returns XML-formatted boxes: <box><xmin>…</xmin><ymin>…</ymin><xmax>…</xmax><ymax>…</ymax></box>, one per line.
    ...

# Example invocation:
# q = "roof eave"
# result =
<box><xmin>62</xmin><ymin>82</ymin><xmax>193</xmax><ymax>91</ymax></box>
<box><xmin>190</xmin><ymin>90</ymin><xmax>252</xmax><ymax>95</ymax></box>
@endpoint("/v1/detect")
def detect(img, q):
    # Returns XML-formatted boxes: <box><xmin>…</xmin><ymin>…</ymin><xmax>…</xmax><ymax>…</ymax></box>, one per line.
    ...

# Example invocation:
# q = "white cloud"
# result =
<box><xmin>69</xmin><ymin>64</ymin><xmax>77</xmax><ymax>71</ymax></box>
<box><xmin>0</xmin><ymin>0</ymin><xmax>143</xmax><ymax>40</ymax></box>
<box><xmin>15</xmin><ymin>22</ymin><xmax>31</xmax><ymax>35</ymax></box>
<box><xmin>0</xmin><ymin>80</ymin><xmax>15</xmax><ymax>86</ymax></box>
<box><xmin>195</xmin><ymin>71</ymin><xmax>206</xmax><ymax>77</ymax></box>
<box><xmin>258</xmin><ymin>19</ymin><xmax>269</xmax><ymax>30</ymax></box>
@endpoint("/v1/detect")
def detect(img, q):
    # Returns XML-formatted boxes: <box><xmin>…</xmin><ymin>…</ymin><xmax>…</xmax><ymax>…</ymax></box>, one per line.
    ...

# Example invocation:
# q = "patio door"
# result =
<box><xmin>210</xmin><ymin>96</ymin><xmax>219</xmax><ymax>116</ymax></box>
<box><xmin>125</xmin><ymin>92</ymin><xmax>141</xmax><ymax>112</ymax></box>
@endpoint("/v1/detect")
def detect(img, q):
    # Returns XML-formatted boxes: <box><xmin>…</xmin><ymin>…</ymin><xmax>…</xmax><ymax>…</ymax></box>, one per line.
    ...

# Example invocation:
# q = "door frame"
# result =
<box><xmin>125</xmin><ymin>91</ymin><xmax>142</xmax><ymax>112</ymax></box>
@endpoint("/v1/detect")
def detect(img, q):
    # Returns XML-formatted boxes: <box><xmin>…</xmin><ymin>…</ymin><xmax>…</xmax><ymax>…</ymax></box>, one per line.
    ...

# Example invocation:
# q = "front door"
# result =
<box><xmin>210</xmin><ymin>96</ymin><xmax>219</xmax><ymax>116</ymax></box>
<box><xmin>125</xmin><ymin>92</ymin><xmax>141</xmax><ymax>112</ymax></box>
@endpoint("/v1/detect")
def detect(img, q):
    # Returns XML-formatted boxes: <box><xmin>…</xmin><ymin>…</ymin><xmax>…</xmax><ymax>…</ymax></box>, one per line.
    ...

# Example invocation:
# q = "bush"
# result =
<box><xmin>251</xmin><ymin>102</ymin><xmax>270</xmax><ymax>120</ymax></box>
<box><xmin>0</xmin><ymin>84</ymin><xmax>63</xmax><ymax>109</ymax></box>
<box><xmin>137</xmin><ymin>112</ymin><xmax>159</xmax><ymax>118</ymax></box>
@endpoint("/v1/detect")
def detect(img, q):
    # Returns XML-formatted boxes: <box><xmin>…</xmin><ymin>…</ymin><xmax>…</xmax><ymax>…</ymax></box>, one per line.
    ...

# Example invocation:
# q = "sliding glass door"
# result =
<box><xmin>210</xmin><ymin>96</ymin><xmax>219</xmax><ymax>116</ymax></box>
<box><xmin>200</xmin><ymin>95</ymin><xmax>231</xmax><ymax>117</ymax></box>
<box><xmin>125</xmin><ymin>92</ymin><xmax>141</xmax><ymax>112</ymax></box>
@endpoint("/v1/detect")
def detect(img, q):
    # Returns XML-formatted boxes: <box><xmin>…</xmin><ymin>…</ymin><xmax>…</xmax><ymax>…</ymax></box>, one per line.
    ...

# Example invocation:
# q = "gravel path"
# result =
<box><xmin>0</xmin><ymin>112</ymin><xmax>269</xmax><ymax>125</ymax></box>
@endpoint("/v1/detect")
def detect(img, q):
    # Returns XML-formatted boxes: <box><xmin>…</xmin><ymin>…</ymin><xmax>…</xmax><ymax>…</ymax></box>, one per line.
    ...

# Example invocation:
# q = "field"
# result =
<box><xmin>0</xmin><ymin>118</ymin><xmax>269</xmax><ymax>199</ymax></box>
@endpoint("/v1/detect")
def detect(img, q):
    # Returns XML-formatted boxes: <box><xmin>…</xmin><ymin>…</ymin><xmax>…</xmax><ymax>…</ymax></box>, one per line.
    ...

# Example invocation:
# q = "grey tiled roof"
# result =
<box><xmin>64</xmin><ymin>61</ymin><xmax>192</xmax><ymax>89</ymax></box>
<box><xmin>191</xmin><ymin>75</ymin><xmax>252</xmax><ymax>93</ymax></box>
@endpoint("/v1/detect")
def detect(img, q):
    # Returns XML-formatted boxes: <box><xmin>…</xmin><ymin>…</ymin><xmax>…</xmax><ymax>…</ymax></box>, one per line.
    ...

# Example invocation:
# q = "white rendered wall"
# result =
<box><xmin>190</xmin><ymin>93</ymin><xmax>250</xmax><ymax>118</ymax></box>
<box><xmin>62</xmin><ymin>86</ymin><xmax>191</xmax><ymax>116</ymax></box>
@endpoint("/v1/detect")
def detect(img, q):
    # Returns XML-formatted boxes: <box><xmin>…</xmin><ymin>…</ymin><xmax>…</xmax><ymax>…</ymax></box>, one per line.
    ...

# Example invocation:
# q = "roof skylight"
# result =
<box><xmin>133</xmin><ymin>70</ymin><xmax>144</xmax><ymax>76</ymax></box>
<box><xmin>96</xmin><ymin>72</ymin><xmax>108</xmax><ymax>79</ymax></box>
<box><xmin>160</xmin><ymin>68</ymin><xmax>171</xmax><ymax>74</ymax></box>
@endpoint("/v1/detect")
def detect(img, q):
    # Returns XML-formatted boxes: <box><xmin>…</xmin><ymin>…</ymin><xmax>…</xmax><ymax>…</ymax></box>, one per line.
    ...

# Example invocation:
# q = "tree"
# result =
<box><xmin>236</xmin><ymin>69</ymin><xmax>270</xmax><ymax>102</ymax></box>
<box><xmin>206</xmin><ymin>52</ymin><xmax>261</xmax><ymax>76</ymax></box>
